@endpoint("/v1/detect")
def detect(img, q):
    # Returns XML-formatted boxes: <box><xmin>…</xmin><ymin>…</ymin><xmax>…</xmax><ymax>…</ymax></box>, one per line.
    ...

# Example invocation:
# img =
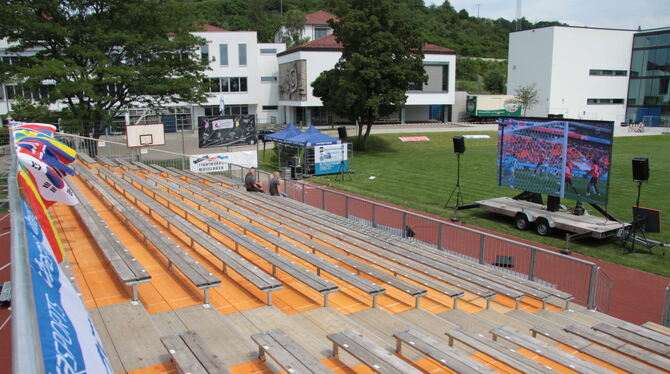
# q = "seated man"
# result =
<box><xmin>244</xmin><ymin>167</ymin><xmax>263</xmax><ymax>192</ymax></box>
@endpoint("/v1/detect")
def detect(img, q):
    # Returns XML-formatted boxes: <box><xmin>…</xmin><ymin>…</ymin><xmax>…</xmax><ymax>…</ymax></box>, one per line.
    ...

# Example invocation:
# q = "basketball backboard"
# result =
<box><xmin>126</xmin><ymin>123</ymin><xmax>166</xmax><ymax>148</ymax></box>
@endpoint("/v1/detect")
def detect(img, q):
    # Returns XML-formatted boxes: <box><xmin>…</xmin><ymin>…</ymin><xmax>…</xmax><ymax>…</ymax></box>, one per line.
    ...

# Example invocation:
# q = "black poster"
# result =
<box><xmin>198</xmin><ymin>115</ymin><xmax>256</xmax><ymax>148</ymax></box>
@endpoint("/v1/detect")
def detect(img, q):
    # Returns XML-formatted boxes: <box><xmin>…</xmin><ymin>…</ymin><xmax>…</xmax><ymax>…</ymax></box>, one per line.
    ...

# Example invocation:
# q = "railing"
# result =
<box><xmin>8</xmin><ymin>132</ymin><xmax>46</xmax><ymax>374</ymax></box>
<box><xmin>594</xmin><ymin>267</ymin><xmax>613</xmax><ymax>314</ymax></box>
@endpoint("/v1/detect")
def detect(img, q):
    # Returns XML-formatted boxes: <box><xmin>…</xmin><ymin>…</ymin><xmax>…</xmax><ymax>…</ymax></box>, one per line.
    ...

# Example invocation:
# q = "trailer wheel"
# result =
<box><xmin>535</xmin><ymin>218</ymin><xmax>552</xmax><ymax>236</ymax></box>
<box><xmin>514</xmin><ymin>214</ymin><xmax>530</xmax><ymax>231</ymax></box>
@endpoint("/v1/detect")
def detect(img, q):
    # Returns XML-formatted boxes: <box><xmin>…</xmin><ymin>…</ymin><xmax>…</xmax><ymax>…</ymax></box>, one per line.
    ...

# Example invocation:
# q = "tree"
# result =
<box><xmin>513</xmin><ymin>84</ymin><xmax>539</xmax><ymax>115</ymax></box>
<box><xmin>312</xmin><ymin>0</ymin><xmax>427</xmax><ymax>149</ymax></box>
<box><xmin>281</xmin><ymin>8</ymin><xmax>310</xmax><ymax>48</ymax></box>
<box><xmin>484</xmin><ymin>70</ymin><xmax>506</xmax><ymax>94</ymax></box>
<box><xmin>8</xmin><ymin>98</ymin><xmax>59</xmax><ymax>124</ymax></box>
<box><xmin>0</xmin><ymin>0</ymin><xmax>209</xmax><ymax>139</ymax></box>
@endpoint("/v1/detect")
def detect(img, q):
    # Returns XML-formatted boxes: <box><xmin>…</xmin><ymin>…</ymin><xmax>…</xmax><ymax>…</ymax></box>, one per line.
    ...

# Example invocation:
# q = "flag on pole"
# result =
<box><xmin>219</xmin><ymin>95</ymin><xmax>225</xmax><ymax>115</ymax></box>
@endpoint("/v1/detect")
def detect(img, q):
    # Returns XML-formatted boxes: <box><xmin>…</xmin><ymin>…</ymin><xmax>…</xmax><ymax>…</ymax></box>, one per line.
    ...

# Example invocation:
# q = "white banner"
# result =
<box><xmin>189</xmin><ymin>150</ymin><xmax>258</xmax><ymax>172</ymax></box>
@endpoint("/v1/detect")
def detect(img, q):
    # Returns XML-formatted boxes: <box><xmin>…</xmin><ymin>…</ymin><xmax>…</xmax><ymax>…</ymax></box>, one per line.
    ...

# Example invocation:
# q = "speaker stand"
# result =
<box><xmin>444</xmin><ymin>153</ymin><xmax>465</xmax><ymax>221</ymax></box>
<box><xmin>336</xmin><ymin>144</ymin><xmax>352</xmax><ymax>182</ymax></box>
<box><xmin>623</xmin><ymin>180</ymin><xmax>650</xmax><ymax>253</ymax></box>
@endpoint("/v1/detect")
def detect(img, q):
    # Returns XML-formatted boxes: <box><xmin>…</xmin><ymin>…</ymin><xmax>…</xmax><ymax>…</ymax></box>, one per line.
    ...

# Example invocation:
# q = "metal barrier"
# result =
<box><xmin>664</xmin><ymin>284</ymin><xmax>670</xmax><ymax>327</ymax></box>
<box><xmin>8</xmin><ymin>132</ymin><xmax>46</xmax><ymax>374</ymax></box>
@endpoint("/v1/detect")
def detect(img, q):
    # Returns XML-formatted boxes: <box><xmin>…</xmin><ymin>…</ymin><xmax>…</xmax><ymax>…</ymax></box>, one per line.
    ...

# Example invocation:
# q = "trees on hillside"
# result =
<box><xmin>312</xmin><ymin>0</ymin><xmax>427</xmax><ymax>149</ymax></box>
<box><xmin>0</xmin><ymin>0</ymin><xmax>209</xmax><ymax>136</ymax></box>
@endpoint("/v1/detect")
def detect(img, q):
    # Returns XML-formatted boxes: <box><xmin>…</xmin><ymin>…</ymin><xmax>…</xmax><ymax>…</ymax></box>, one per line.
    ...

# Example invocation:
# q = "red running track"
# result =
<box><xmin>0</xmin><ymin>213</ymin><xmax>12</xmax><ymax>373</ymax></box>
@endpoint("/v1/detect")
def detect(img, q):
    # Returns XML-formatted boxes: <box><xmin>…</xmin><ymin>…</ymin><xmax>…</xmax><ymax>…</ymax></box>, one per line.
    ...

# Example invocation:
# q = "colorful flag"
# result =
<box><xmin>17</xmin><ymin>152</ymin><xmax>78</xmax><ymax>207</ymax></box>
<box><xmin>17</xmin><ymin>167</ymin><xmax>66</xmax><ymax>263</ymax></box>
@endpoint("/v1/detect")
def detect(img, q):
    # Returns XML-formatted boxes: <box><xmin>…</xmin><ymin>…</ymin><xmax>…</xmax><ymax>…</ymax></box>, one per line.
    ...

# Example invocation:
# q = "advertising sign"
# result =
<box><xmin>189</xmin><ymin>150</ymin><xmax>258</xmax><ymax>172</ymax></box>
<box><xmin>497</xmin><ymin>118</ymin><xmax>614</xmax><ymax>205</ymax></box>
<box><xmin>315</xmin><ymin>144</ymin><xmax>348</xmax><ymax>175</ymax></box>
<box><xmin>198</xmin><ymin>115</ymin><xmax>256</xmax><ymax>148</ymax></box>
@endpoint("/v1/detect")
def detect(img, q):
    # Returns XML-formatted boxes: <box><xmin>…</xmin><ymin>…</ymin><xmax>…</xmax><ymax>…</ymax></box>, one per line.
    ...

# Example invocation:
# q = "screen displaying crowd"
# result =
<box><xmin>497</xmin><ymin>118</ymin><xmax>614</xmax><ymax>206</ymax></box>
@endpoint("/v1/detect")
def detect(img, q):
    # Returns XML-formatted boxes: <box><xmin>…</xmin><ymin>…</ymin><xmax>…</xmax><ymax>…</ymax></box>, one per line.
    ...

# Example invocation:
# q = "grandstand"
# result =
<box><xmin>19</xmin><ymin>153</ymin><xmax>669</xmax><ymax>373</ymax></box>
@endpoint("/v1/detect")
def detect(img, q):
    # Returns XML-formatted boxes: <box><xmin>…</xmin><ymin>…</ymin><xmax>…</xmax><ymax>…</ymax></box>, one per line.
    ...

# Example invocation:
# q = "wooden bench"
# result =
<box><xmin>253</xmin><ymin>190</ymin><xmax>572</xmax><ymax>308</ymax></box>
<box><xmin>113</xmin><ymin>171</ymin><xmax>337</xmax><ymax>306</ymax></box>
<box><xmin>170</xmin><ymin>167</ymin><xmax>241</xmax><ymax>187</ymax></box>
<box><xmin>207</xmin><ymin>185</ymin><xmax>513</xmax><ymax>307</ymax></box>
<box><xmin>530</xmin><ymin>324</ymin><xmax>665</xmax><ymax>374</ymax></box>
<box><xmin>642</xmin><ymin>322</ymin><xmax>670</xmax><ymax>338</ymax></box>
<box><xmin>149</xmin><ymin>163</ymin><xmax>183</xmax><ymax>178</ymax></box>
<box><xmin>618</xmin><ymin>321</ymin><xmax>670</xmax><ymax>347</ymax></box>
<box><xmin>328</xmin><ymin>330</ymin><xmax>422</xmax><ymax>374</ymax></box>
<box><xmin>445</xmin><ymin>328</ymin><xmax>553</xmax><ymax>374</ymax></box>
<box><xmin>81</xmin><ymin>166</ymin><xmax>221</xmax><ymax>304</ymax></box>
<box><xmin>278</xmin><ymin>195</ymin><xmax>565</xmax><ymax>308</ymax></box>
<box><xmin>111</xmin><ymin>171</ymin><xmax>284</xmax><ymax>305</ymax></box>
<box><xmin>393</xmin><ymin>328</ymin><xmax>496</xmax><ymax>373</ymax></box>
<box><xmin>592</xmin><ymin>322</ymin><xmax>670</xmax><ymax>356</ymax></box>
<box><xmin>95</xmin><ymin>155</ymin><xmax>120</xmax><ymax>167</ymax></box>
<box><xmin>77</xmin><ymin>152</ymin><xmax>98</xmax><ymax>165</ymax></box>
<box><xmin>132</xmin><ymin>161</ymin><xmax>162</xmax><ymax>174</ymax></box>
<box><xmin>114</xmin><ymin>157</ymin><xmax>140</xmax><ymax>171</ymax></box>
<box><xmin>69</xmin><ymin>180</ymin><xmax>150</xmax><ymax>302</ymax></box>
<box><xmin>490</xmin><ymin>326</ymin><xmax>612</xmax><ymax>374</ymax></box>
<box><xmin>564</xmin><ymin>324</ymin><xmax>670</xmax><ymax>372</ymax></box>
<box><xmin>167</xmin><ymin>176</ymin><xmax>466</xmax><ymax>308</ymax></box>
<box><xmin>161</xmin><ymin>331</ymin><xmax>231</xmax><ymax>374</ymax></box>
<box><xmin>250</xmin><ymin>329</ymin><xmax>332</xmax><ymax>374</ymax></box>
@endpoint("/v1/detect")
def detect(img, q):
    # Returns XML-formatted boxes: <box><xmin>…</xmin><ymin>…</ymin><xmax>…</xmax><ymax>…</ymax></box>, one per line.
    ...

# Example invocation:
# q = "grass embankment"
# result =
<box><xmin>291</xmin><ymin>131</ymin><xmax>670</xmax><ymax>277</ymax></box>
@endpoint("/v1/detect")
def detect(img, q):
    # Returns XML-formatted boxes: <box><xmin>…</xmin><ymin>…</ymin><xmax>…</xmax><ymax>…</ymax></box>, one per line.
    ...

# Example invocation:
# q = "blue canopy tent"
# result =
<box><xmin>263</xmin><ymin>123</ymin><xmax>303</xmax><ymax>170</ymax></box>
<box><xmin>285</xmin><ymin>125</ymin><xmax>348</xmax><ymax>176</ymax></box>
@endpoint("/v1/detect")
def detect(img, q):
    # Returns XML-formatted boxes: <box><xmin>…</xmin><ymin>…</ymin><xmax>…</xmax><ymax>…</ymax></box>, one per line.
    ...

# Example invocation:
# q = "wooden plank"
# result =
<box><xmin>394</xmin><ymin>329</ymin><xmax>497</xmax><ymax>373</ymax></box>
<box><xmin>593</xmin><ymin>322</ymin><xmax>670</xmax><ymax>356</ymax></box>
<box><xmin>180</xmin><ymin>331</ymin><xmax>231</xmax><ymax>374</ymax></box>
<box><xmin>565</xmin><ymin>324</ymin><xmax>670</xmax><ymax>371</ymax></box>
<box><xmin>618</xmin><ymin>322</ymin><xmax>670</xmax><ymax>346</ymax></box>
<box><xmin>445</xmin><ymin>328</ymin><xmax>553</xmax><ymax>374</ymax></box>
<box><xmin>96</xmin><ymin>155</ymin><xmax>120</xmax><ymax>167</ymax></box>
<box><xmin>114</xmin><ymin>158</ymin><xmax>140</xmax><ymax>170</ymax></box>
<box><xmin>491</xmin><ymin>326</ymin><xmax>612</xmax><ymax>374</ymax></box>
<box><xmin>642</xmin><ymin>322</ymin><xmax>670</xmax><ymax>337</ymax></box>
<box><xmin>161</xmin><ymin>334</ymin><xmax>209</xmax><ymax>374</ymax></box>
<box><xmin>328</xmin><ymin>330</ymin><xmax>422</xmax><ymax>374</ymax></box>
<box><xmin>132</xmin><ymin>161</ymin><xmax>162</xmax><ymax>174</ymax></box>
<box><xmin>97</xmin><ymin>302</ymin><xmax>167</xmax><ymax>372</ymax></box>
<box><xmin>531</xmin><ymin>324</ymin><xmax>665</xmax><ymax>374</ymax></box>
<box><xmin>251</xmin><ymin>329</ymin><xmax>332</xmax><ymax>374</ymax></box>
<box><xmin>77</xmin><ymin>152</ymin><xmax>98</xmax><ymax>164</ymax></box>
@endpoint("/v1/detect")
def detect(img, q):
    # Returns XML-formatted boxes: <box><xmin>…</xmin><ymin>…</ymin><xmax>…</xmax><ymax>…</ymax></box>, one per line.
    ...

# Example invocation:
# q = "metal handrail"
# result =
<box><xmin>9</xmin><ymin>132</ymin><xmax>46</xmax><ymax>373</ymax></box>
<box><xmin>663</xmin><ymin>284</ymin><xmax>670</xmax><ymax>327</ymax></box>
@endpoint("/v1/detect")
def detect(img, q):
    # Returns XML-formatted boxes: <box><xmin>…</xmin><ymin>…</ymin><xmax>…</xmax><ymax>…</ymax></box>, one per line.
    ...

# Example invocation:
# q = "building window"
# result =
<box><xmin>261</xmin><ymin>76</ymin><xmax>277</xmax><ymax>82</ymax></box>
<box><xmin>262</xmin><ymin>105</ymin><xmax>278</xmax><ymax>110</ymax></box>
<box><xmin>204</xmin><ymin>105</ymin><xmax>247</xmax><ymax>116</ymax></box>
<box><xmin>589</xmin><ymin>69</ymin><xmax>627</xmax><ymax>76</ymax></box>
<box><xmin>314</xmin><ymin>27</ymin><xmax>329</xmax><ymax>39</ymax></box>
<box><xmin>200</xmin><ymin>45</ymin><xmax>209</xmax><ymax>63</ymax></box>
<box><xmin>408</xmin><ymin>81</ymin><xmax>423</xmax><ymax>91</ymax></box>
<box><xmin>219</xmin><ymin>44</ymin><xmax>228</xmax><ymax>66</ymax></box>
<box><xmin>238</xmin><ymin>43</ymin><xmax>247</xmax><ymax>66</ymax></box>
<box><xmin>442</xmin><ymin>65</ymin><xmax>449</xmax><ymax>92</ymax></box>
<box><xmin>587</xmin><ymin>98</ymin><xmax>625</xmax><ymax>105</ymax></box>
<box><xmin>204</xmin><ymin>106</ymin><xmax>219</xmax><ymax>116</ymax></box>
<box><xmin>260</xmin><ymin>48</ymin><xmax>277</xmax><ymax>54</ymax></box>
<box><xmin>204</xmin><ymin>77</ymin><xmax>248</xmax><ymax>93</ymax></box>
<box><xmin>204</xmin><ymin>78</ymin><xmax>221</xmax><ymax>93</ymax></box>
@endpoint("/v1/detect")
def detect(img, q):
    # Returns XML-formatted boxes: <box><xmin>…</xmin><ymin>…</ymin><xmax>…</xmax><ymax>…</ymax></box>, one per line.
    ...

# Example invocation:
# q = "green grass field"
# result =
<box><xmin>280</xmin><ymin>131</ymin><xmax>670</xmax><ymax>277</ymax></box>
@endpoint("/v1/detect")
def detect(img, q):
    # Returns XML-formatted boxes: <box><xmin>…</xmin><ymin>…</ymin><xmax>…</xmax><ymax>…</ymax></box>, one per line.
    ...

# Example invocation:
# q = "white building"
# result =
<box><xmin>507</xmin><ymin>26</ymin><xmax>635</xmax><ymax>123</ymax></box>
<box><xmin>277</xmin><ymin>34</ymin><xmax>456</xmax><ymax>126</ymax></box>
<box><xmin>0</xmin><ymin>24</ymin><xmax>285</xmax><ymax>131</ymax></box>
<box><xmin>274</xmin><ymin>10</ymin><xmax>335</xmax><ymax>44</ymax></box>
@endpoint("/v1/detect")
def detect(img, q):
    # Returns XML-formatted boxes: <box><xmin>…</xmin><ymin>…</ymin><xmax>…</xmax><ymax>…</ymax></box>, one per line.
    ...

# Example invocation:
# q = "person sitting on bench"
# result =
<box><xmin>245</xmin><ymin>167</ymin><xmax>264</xmax><ymax>192</ymax></box>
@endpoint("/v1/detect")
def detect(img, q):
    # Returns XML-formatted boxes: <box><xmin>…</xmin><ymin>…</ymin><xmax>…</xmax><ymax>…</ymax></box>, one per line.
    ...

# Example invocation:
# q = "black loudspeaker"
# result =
<box><xmin>291</xmin><ymin>165</ymin><xmax>303</xmax><ymax>180</ymax></box>
<box><xmin>337</xmin><ymin>126</ymin><xmax>347</xmax><ymax>140</ymax></box>
<box><xmin>632</xmin><ymin>157</ymin><xmax>649</xmax><ymax>181</ymax></box>
<box><xmin>453</xmin><ymin>136</ymin><xmax>465</xmax><ymax>154</ymax></box>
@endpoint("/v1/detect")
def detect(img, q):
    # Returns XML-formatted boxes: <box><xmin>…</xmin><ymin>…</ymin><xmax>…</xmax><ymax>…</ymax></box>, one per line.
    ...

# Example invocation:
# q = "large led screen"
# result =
<box><xmin>497</xmin><ymin>118</ymin><xmax>614</xmax><ymax>206</ymax></box>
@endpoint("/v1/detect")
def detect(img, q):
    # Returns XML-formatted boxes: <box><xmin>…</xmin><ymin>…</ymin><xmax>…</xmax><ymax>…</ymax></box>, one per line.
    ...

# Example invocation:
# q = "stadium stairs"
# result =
<box><xmin>45</xmin><ymin>156</ymin><xmax>670</xmax><ymax>374</ymax></box>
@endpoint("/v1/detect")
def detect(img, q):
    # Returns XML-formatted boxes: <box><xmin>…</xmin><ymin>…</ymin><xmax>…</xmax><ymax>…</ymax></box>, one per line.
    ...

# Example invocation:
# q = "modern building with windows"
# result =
<box><xmin>508</xmin><ymin>25</ymin><xmax>670</xmax><ymax>127</ymax></box>
<box><xmin>277</xmin><ymin>34</ymin><xmax>456</xmax><ymax>126</ymax></box>
<box><xmin>507</xmin><ymin>26</ymin><xmax>635</xmax><ymax>123</ymax></box>
<box><xmin>626</xmin><ymin>27</ymin><xmax>670</xmax><ymax>126</ymax></box>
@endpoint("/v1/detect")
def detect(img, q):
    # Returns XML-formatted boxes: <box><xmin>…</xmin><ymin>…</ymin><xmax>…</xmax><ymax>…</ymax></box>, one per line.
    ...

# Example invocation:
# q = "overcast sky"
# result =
<box><xmin>424</xmin><ymin>0</ymin><xmax>670</xmax><ymax>30</ymax></box>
